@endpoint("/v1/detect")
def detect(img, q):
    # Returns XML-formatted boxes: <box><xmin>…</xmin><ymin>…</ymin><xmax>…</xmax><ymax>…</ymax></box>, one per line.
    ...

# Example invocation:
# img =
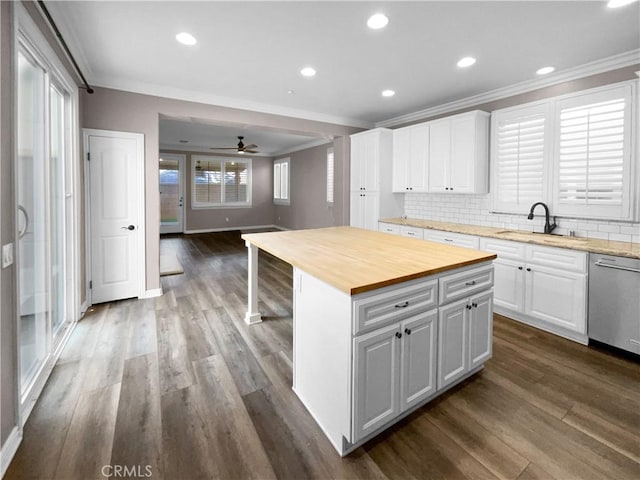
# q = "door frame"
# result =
<box><xmin>159</xmin><ymin>152</ymin><xmax>185</xmax><ymax>234</ymax></box>
<box><xmin>83</xmin><ymin>128</ymin><xmax>146</xmax><ymax>305</ymax></box>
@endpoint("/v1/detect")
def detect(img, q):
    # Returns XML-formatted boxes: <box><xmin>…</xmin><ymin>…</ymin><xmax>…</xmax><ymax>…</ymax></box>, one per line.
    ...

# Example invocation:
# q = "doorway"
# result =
<box><xmin>159</xmin><ymin>153</ymin><xmax>185</xmax><ymax>234</ymax></box>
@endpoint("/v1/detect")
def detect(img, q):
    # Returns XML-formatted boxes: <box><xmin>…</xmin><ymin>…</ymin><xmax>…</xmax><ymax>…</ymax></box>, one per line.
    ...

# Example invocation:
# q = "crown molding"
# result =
<box><xmin>376</xmin><ymin>49</ymin><xmax>640</xmax><ymax>128</ymax></box>
<box><xmin>90</xmin><ymin>76</ymin><xmax>374</xmax><ymax>130</ymax></box>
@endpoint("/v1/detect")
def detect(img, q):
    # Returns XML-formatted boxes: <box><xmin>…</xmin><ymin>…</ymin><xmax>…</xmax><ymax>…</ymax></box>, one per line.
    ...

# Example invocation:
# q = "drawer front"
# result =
<box><xmin>400</xmin><ymin>226</ymin><xmax>424</xmax><ymax>239</ymax></box>
<box><xmin>525</xmin><ymin>245</ymin><xmax>587</xmax><ymax>273</ymax></box>
<box><xmin>439</xmin><ymin>264</ymin><xmax>494</xmax><ymax>305</ymax></box>
<box><xmin>479</xmin><ymin>237</ymin><xmax>525</xmax><ymax>260</ymax></box>
<box><xmin>354</xmin><ymin>279</ymin><xmax>437</xmax><ymax>335</ymax></box>
<box><xmin>379</xmin><ymin>222</ymin><xmax>400</xmax><ymax>235</ymax></box>
<box><xmin>424</xmin><ymin>230</ymin><xmax>480</xmax><ymax>249</ymax></box>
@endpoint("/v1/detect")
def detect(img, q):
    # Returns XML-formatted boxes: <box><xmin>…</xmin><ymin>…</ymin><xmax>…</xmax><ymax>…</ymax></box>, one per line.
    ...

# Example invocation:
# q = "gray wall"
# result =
<box><xmin>274</xmin><ymin>141</ymin><xmax>349</xmax><ymax>230</ymax></box>
<box><xmin>83</xmin><ymin>87</ymin><xmax>360</xmax><ymax>291</ymax></box>
<box><xmin>1</xmin><ymin>0</ymin><xmax>17</xmax><ymax>448</ymax></box>
<box><xmin>161</xmin><ymin>150</ymin><xmax>276</xmax><ymax>231</ymax></box>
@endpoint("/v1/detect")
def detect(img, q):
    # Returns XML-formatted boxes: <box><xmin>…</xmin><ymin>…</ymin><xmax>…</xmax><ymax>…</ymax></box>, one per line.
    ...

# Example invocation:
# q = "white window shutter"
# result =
<box><xmin>326</xmin><ymin>147</ymin><xmax>334</xmax><ymax>204</ymax></box>
<box><xmin>554</xmin><ymin>85</ymin><xmax>632</xmax><ymax>219</ymax></box>
<box><xmin>491</xmin><ymin>104</ymin><xmax>550</xmax><ymax>214</ymax></box>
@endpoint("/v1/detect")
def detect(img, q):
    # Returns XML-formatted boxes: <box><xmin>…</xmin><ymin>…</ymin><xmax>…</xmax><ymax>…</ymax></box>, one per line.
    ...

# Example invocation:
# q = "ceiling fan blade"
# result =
<box><xmin>209</xmin><ymin>146</ymin><xmax>238</xmax><ymax>150</ymax></box>
<box><xmin>243</xmin><ymin>144</ymin><xmax>258</xmax><ymax>150</ymax></box>
<box><xmin>244</xmin><ymin>149</ymin><xmax>259</xmax><ymax>153</ymax></box>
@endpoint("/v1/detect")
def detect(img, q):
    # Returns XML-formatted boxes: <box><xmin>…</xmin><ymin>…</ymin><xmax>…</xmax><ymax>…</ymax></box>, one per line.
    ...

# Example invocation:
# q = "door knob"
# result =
<box><xmin>121</xmin><ymin>225</ymin><xmax>136</xmax><ymax>231</ymax></box>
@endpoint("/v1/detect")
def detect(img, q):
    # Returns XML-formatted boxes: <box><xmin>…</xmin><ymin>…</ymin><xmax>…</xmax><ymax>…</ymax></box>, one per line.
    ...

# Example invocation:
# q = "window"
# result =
<box><xmin>273</xmin><ymin>157</ymin><xmax>290</xmax><ymax>205</ymax></box>
<box><xmin>554</xmin><ymin>85</ymin><xmax>632</xmax><ymax>219</ymax></box>
<box><xmin>491</xmin><ymin>103</ymin><xmax>550</xmax><ymax>213</ymax></box>
<box><xmin>326</xmin><ymin>147</ymin><xmax>334</xmax><ymax>204</ymax></box>
<box><xmin>192</xmin><ymin>155</ymin><xmax>251</xmax><ymax>207</ymax></box>
<box><xmin>491</xmin><ymin>82</ymin><xmax>634</xmax><ymax>221</ymax></box>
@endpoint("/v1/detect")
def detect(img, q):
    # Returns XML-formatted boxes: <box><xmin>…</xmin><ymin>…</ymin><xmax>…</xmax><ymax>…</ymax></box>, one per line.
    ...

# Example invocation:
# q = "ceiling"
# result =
<box><xmin>47</xmin><ymin>1</ymin><xmax>639</xmax><ymax>129</ymax></box>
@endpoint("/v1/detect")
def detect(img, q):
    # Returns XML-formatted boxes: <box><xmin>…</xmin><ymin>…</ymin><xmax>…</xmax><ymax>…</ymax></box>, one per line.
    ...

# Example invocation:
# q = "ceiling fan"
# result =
<box><xmin>210</xmin><ymin>136</ymin><xmax>258</xmax><ymax>154</ymax></box>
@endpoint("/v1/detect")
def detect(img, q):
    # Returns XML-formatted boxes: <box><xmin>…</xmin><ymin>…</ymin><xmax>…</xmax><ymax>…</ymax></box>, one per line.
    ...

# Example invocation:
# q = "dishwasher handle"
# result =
<box><xmin>593</xmin><ymin>261</ymin><xmax>640</xmax><ymax>274</ymax></box>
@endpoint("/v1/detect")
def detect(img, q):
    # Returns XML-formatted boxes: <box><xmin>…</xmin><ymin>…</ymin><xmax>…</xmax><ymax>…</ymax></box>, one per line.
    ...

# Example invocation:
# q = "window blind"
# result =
<box><xmin>494</xmin><ymin>110</ymin><xmax>546</xmax><ymax>211</ymax></box>
<box><xmin>326</xmin><ymin>147</ymin><xmax>334</xmax><ymax>204</ymax></box>
<box><xmin>558</xmin><ymin>98</ymin><xmax>625</xmax><ymax>208</ymax></box>
<box><xmin>193</xmin><ymin>155</ymin><xmax>251</xmax><ymax>207</ymax></box>
<box><xmin>273</xmin><ymin>158</ymin><xmax>290</xmax><ymax>203</ymax></box>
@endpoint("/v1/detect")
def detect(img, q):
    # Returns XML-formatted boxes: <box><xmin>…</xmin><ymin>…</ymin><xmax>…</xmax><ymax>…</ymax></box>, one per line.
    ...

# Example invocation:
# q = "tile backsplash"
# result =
<box><xmin>403</xmin><ymin>193</ymin><xmax>640</xmax><ymax>244</ymax></box>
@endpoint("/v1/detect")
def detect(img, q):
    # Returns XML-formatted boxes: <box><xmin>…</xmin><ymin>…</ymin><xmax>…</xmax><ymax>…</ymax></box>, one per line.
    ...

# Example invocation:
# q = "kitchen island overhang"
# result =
<box><xmin>241</xmin><ymin>226</ymin><xmax>497</xmax><ymax>455</ymax></box>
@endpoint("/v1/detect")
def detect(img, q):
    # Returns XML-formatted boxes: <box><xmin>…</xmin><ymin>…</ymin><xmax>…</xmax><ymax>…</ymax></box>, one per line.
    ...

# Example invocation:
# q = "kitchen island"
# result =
<box><xmin>241</xmin><ymin>226</ymin><xmax>496</xmax><ymax>455</ymax></box>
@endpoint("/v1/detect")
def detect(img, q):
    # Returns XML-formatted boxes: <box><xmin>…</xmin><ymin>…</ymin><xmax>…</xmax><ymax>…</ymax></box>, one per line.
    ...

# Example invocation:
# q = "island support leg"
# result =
<box><xmin>244</xmin><ymin>241</ymin><xmax>262</xmax><ymax>324</ymax></box>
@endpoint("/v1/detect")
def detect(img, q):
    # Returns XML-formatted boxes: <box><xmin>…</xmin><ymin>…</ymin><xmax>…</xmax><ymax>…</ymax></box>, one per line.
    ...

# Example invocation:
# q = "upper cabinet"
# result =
<box><xmin>392</xmin><ymin>123</ymin><xmax>429</xmax><ymax>192</ymax></box>
<box><xmin>428</xmin><ymin>110</ymin><xmax>490</xmax><ymax>194</ymax></box>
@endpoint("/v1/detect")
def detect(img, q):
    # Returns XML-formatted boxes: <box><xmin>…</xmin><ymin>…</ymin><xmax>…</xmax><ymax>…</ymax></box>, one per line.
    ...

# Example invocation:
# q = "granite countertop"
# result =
<box><xmin>242</xmin><ymin>226</ymin><xmax>496</xmax><ymax>295</ymax></box>
<box><xmin>380</xmin><ymin>218</ymin><xmax>640</xmax><ymax>259</ymax></box>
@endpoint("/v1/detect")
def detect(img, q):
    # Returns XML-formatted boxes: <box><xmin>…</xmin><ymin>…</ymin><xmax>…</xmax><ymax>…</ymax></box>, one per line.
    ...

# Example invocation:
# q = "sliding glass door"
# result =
<box><xmin>17</xmin><ymin>45</ymin><xmax>74</xmax><ymax>402</ymax></box>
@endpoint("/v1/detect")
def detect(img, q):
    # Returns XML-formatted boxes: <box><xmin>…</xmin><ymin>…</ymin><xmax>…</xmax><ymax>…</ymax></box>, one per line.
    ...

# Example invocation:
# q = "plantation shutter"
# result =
<box><xmin>492</xmin><ymin>104</ymin><xmax>548</xmax><ymax>213</ymax></box>
<box><xmin>554</xmin><ymin>85</ymin><xmax>631</xmax><ymax>218</ymax></box>
<box><xmin>326</xmin><ymin>147</ymin><xmax>334</xmax><ymax>204</ymax></box>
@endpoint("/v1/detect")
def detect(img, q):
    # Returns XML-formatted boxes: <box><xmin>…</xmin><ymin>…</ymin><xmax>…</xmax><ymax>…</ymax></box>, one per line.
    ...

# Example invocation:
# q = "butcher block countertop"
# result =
<box><xmin>242</xmin><ymin>226</ymin><xmax>496</xmax><ymax>295</ymax></box>
<box><xmin>381</xmin><ymin>218</ymin><xmax>640</xmax><ymax>259</ymax></box>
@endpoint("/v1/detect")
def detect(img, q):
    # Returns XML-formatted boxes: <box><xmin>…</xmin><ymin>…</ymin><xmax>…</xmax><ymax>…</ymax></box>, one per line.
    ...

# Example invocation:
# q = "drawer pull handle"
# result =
<box><xmin>465</xmin><ymin>280</ymin><xmax>476</xmax><ymax>286</ymax></box>
<box><xmin>395</xmin><ymin>332</ymin><xmax>402</xmax><ymax>339</ymax></box>
<box><xmin>445</xmin><ymin>238</ymin><xmax>453</xmax><ymax>242</ymax></box>
<box><xmin>395</xmin><ymin>301</ymin><xmax>410</xmax><ymax>308</ymax></box>
<box><xmin>404</xmin><ymin>328</ymin><xmax>412</xmax><ymax>335</ymax></box>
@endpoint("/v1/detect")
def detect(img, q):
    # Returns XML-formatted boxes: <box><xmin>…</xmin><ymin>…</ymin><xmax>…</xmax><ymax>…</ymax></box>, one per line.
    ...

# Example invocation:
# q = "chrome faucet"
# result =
<box><xmin>527</xmin><ymin>202</ymin><xmax>557</xmax><ymax>234</ymax></box>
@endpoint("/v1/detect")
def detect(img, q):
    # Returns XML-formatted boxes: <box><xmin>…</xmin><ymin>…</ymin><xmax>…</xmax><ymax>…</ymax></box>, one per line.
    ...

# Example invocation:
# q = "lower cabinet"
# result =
<box><xmin>350</xmin><ymin>192</ymin><xmax>379</xmax><ymax>231</ymax></box>
<box><xmin>437</xmin><ymin>290</ymin><xmax>493</xmax><ymax>390</ymax></box>
<box><xmin>353</xmin><ymin>309</ymin><xmax>437</xmax><ymax>441</ymax></box>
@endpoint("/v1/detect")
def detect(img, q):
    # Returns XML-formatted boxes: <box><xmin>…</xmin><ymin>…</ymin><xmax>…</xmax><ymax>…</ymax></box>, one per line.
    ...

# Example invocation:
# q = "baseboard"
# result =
<box><xmin>140</xmin><ymin>288</ymin><xmax>163</xmax><ymax>299</ymax></box>
<box><xmin>184</xmin><ymin>224</ymin><xmax>282</xmax><ymax>234</ymax></box>
<box><xmin>0</xmin><ymin>426</ymin><xmax>22</xmax><ymax>477</ymax></box>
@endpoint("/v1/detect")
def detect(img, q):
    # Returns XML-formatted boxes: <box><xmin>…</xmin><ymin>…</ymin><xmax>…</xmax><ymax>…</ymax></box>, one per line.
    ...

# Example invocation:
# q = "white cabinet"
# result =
<box><xmin>437</xmin><ymin>291</ymin><xmax>492</xmax><ymax>390</ymax></box>
<box><xmin>392</xmin><ymin>123</ymin><xmax>429</xmax><ymax>192</ymax></box>
<box><xmin>480</xmin><ymin>238</ymin><xmax>587</xmax><ymax>340</ymax></box>
<box><xmin>428</xmin><ymin>110</ymin><xmax>490</xmax><ymax>194</ymax></box>
<box><xmin>378</xmin><ymin>222</ymin><xmax>400</xmax><ymax>235</ymax></box>
<box><xmin>353</xmin><ymin>309</ymin><xmax>437</xmax><ymax>441</ymax></box>
<box><xmin>350</xmin><ymin>128</ymin><xmax>402</xmax><ymax>230</ymax></box>
<box><xmin>423</xmin><ymin>229</ymin><xmax>480</xmax><ymax>249</ymax></box>
<box><xmin>351</xmin><ymin>192</ymin><xmax>379</xmax><ymax>232</ymax></box>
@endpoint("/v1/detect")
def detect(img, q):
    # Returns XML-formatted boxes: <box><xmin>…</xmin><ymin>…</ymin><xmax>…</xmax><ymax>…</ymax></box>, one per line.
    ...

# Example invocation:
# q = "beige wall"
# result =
<box><xmin>274</xmin><ymin>141</ymin><xmax>349</xmax><ymax>230</ymax></box>
<box><xmin>161</xmin><ymin>150</ymin><xmax>276</xmax><ymax>231</ymax></box>
<box><xmin>83</xmin><ymin>87</ymin><xmax>360</xmax><ymax>291</ymax></box>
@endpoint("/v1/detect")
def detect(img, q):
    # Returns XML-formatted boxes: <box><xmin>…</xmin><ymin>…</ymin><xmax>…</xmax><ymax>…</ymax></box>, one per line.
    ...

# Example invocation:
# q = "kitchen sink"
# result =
<box><xmin>494</xmin><ymin>230</ymin><xmax>588</xmax><ymax>241</ymax></box>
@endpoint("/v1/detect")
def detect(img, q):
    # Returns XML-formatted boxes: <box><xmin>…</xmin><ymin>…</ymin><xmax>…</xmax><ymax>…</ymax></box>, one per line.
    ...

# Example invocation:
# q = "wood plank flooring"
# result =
<box><xmin>6</xmin><ymin>231</ymin><xmax>640</xmax><ymax>480</ymax></box>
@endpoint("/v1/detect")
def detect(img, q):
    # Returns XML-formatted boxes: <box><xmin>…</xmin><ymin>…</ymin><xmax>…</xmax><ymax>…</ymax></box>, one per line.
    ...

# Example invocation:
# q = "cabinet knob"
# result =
<box><xmin>445</xmin><ymin>187</ymin><xmax>449</xmax><ymax>191</ymax></box>
<box><xmin>404</xmin><ymin>328</ymin><xmax>412</xmax><ymax>335</ymax></box>
<box><xmin>450</xmin><ymin>187</ymin><xmax>454</xmax><ymax>191</ymax></box>
<box><xmin>395</xmin><ymin>332</ymin><xmax>402</xmax><ymax>339</ymax></box>
<box><xmin>526</xmin><ymin>268</ymin><xmax>531</xmax><ymax>272</ymax></box>
<box><xmin>472</xmin><ymin>302</ymin><xmax>478</xmax><ymax>308</ymax></box>
<box><xmin>466</xmin><ymin>304</ymin><xmax>472</xmax><ymax>310</ymax></box>
<box><xmin>518</xmin><ymin>266</ymin><xmax>523</xmax><ymax>270</ymax></box>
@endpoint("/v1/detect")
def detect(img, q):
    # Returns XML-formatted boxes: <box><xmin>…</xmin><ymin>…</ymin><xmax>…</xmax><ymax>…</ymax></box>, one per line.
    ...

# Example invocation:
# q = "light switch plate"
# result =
<box><xmin>2</xmin><ymin>243</ymin><xmax>14</xmax><ymax>268</ymax></box>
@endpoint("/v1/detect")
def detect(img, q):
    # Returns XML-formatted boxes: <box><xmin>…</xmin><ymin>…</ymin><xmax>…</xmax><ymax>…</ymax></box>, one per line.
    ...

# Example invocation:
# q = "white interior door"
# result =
<box><xmin>159</xmin><ymin>153</ymin><xmax>185</xmax><ymax>234</ymax></box>
<box><xmin>86</xmin><ymin>129</ymin><xmax>145</xmax><ymax>304</ymax></box>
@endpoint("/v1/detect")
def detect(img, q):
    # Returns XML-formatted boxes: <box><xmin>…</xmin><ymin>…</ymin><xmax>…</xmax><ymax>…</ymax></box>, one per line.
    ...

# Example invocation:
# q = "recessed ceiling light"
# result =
<box><xmin>367</xmin><ymin>13</ymin><xmax>389</xmax><ymax>29</ymax></box>
<box><xmin>382</xmin><ymin>90</ymin><xmax>395</xmax><ymax>97</ymax></box>
<box><xmin>176</xmin><ymin>32</ymin><xmax>197</xmax><ymax>46</ymax></box>
<box><xmin>607</xmin><ymin>0</ymin><xmax>637</xmax><ymax>8</ymax></box>
<box><xmin>287</xmin><ymin>89</ymin><xmax>295</xmax><ymax>94</ymax></box>
<box><xmin>457</xmin><ymin>57</ymin><xmax>476</xmax><ymax>68</ymax></box>
<box><xmin>536</xmin><ymin>66</ymin><xmax>555</xmax><ymax>75</ymax></box>
<box><xmin>300</xmin><ymin>67</ymin><xmax>316</xmax><ymax>77</ymax></box>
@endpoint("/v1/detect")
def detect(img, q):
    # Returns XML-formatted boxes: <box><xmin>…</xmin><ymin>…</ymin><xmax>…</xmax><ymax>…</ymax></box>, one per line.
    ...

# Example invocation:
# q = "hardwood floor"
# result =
<box><xmin>6</xmin><ymin>231</ymin><xmax>640</xmax><ymax>480</ymax></box>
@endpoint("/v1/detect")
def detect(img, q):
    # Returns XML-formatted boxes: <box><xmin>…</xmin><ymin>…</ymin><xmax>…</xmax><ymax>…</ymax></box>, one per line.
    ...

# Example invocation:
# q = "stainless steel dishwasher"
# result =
<box><xmin>588</xmin><ymin>254</ymin><xmax>640</xmax><ymax>355</ymax></box>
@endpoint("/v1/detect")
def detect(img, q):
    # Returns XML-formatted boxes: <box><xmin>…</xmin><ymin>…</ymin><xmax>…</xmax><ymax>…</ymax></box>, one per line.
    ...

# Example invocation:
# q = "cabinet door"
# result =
<box><xmin>392</xmin><ymin>127</ymin><xmax>411</xmax><ymax>192</ymax></box>
<box><xmin>428</xmin><ymin>120</ymin><xmax>450</xmax><ymax>192</ymax></box>
<box><xmin>450</xmin><ymin>115</ymin><xmax>476</xmax><ymax>193</ymax></box>
<box><xmin>350</xmin><ymin>192</ymin><xmax>364</xmax><ymax>228</ymax></box>
<box><xmin>493</xmin><ymin>258</ymin><xmax>525</xmax><ymax>312</ymax></box>
<box><xmin>409</xmin><ymin>123</ymin><xmax>429</xmax><ymax>192</ymax></box>
<box><xmin>353</xmin><ymin>323</ymin><xmax>401</xmax><ymax>441</ymax></box>
<box><xmin>524</xmin><ymin>265</ymin><xmax>587</xmax><ymax>333</ymax></box>
<box><xmin>350</xmin><ymin>136</ymin><xmax>364</xmax><ymax>191</ymax></box>
<box><xmin>469</xmin><ymin>291</ymin><xmax>493</xmax><ymax>370</ymax></box>
<box><xmin>437</xmin><ymin>298</ymin><xmax>469</xmax><ymax>390</ymax></box>
<box><xmin>361</xmin><ymin>134</ymin><xmax>379</xmax><ymax>191</ymax></box>
<box><xmin>362</xmin><ymin>192</ymin><xmax>379</xmax><ymax>231</ymax></box>
<box><xmin>400</xmin><ymin>310</ymin><xmax>437</xmax><ymax>410</ymax></box>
